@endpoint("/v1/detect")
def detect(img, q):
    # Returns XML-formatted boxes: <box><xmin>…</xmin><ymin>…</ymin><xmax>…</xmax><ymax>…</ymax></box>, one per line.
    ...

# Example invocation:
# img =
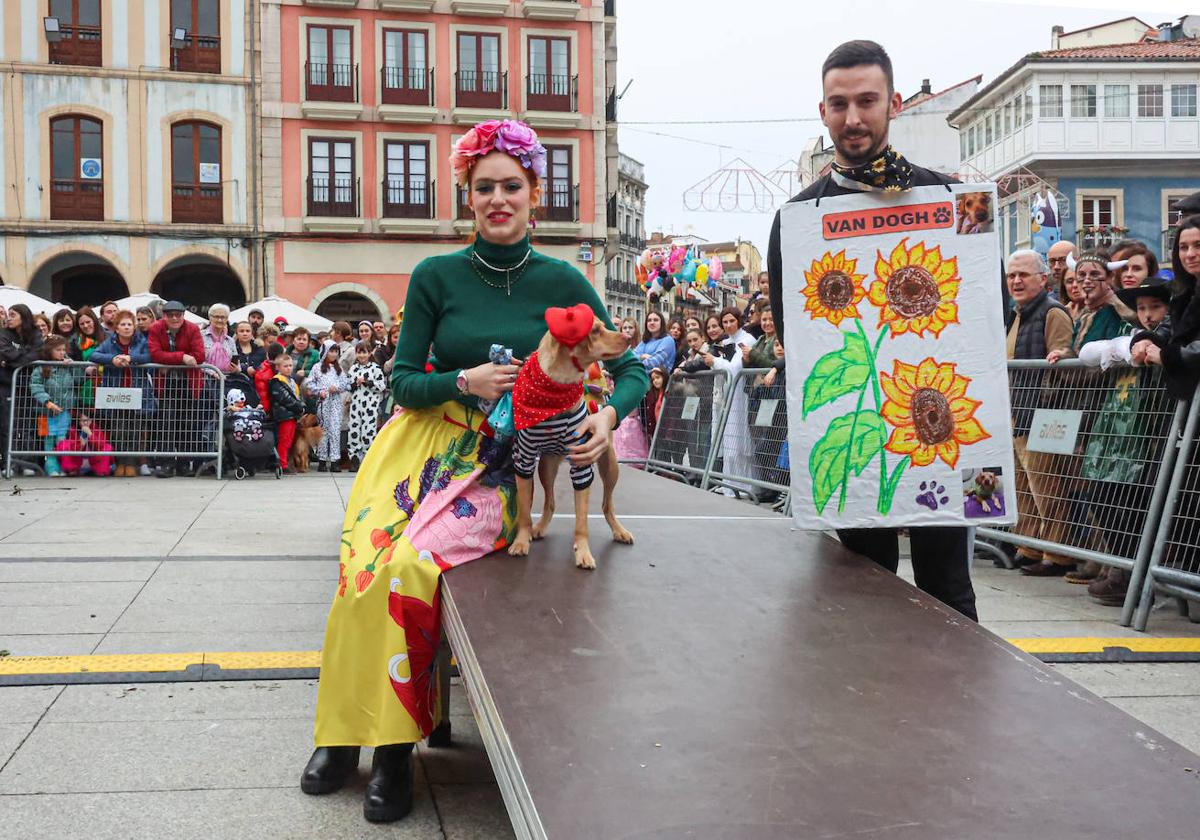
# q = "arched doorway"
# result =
<box><xmin>315</xmin><ymin>291</ymin><xmax>384</xmax><ymax>325</ymax></box>
<box><xmin>28</xmin><ymin>251</ymin><xmax>129</xmax><ymax>309</ymax></box>
<box><xmin>152</xmin><ymin>255</ymin><xmax>246</xmax><ymax>318</ymax></box>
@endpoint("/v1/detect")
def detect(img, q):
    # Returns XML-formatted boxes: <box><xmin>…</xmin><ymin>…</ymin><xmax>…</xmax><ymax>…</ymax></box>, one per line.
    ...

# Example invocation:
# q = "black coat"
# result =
<box><xmin>0</xmin><ymin>328</ymin><xmax>44</xmax><ymax>389</ymax></box>
<box><xmin>766</xmin><ymin>163</ymin><xmax>956</xmax><ymax>345</ymax></box>
<box><xmin>1135</xmin><ymin>281</ymin><xmax>1200</xmax><ymax>399</ymax></box>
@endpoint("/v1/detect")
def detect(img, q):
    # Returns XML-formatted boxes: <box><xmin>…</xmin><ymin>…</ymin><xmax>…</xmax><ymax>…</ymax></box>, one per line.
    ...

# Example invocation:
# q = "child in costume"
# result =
<box><xmin>269</xmin><ymin>354</ymin><xmax>306</xmax><ymax>473</ymax></box>
<box><xmin>55</xmin><ymin>411</ymin><xmax>114</xmax><ymax>476</ymax></box>
<box><xmin>306</xmin><ymin>343</ymin><xmax>350</xmax><ymax>472</ymax></box>
<box><xmin>226</xmin><ymin>388</ymin><xmax>267</xmax><ymax>444</ymax></box>
<box><xmin>347</xmin><ymin>341</ymin><xmax>387</xmax><ymax>467</ymax></box>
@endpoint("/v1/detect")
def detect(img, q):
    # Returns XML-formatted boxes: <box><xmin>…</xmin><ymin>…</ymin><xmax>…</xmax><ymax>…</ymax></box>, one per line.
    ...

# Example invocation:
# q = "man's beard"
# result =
<box><xmin>833</xmin><ymin>124</ymin><xmax>890</xmax><ymax>167</ymax></box>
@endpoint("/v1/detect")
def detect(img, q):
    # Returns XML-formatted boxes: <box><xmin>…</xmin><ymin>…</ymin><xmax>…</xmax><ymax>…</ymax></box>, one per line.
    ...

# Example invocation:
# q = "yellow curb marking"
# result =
<box><xmin>0</xmin><ymin>642</ymin><xmax>1197</xmax><ymax>677</ymax></box>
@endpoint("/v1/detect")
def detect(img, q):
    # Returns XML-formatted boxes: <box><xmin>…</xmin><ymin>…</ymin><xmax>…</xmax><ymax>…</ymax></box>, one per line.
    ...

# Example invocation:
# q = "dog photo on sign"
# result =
<box><xmin>956</xmin><ymin>191</ymin><xmax>994</xmax><ymax>235</ymax></box>
<box><xmin>962</xmin><ymin>466</ymin><xmax>1005</xmax><ymax>518</ymax></box>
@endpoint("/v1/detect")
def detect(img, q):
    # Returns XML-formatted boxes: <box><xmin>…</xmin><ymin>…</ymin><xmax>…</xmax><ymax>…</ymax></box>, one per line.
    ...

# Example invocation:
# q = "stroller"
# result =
<box><xmin>222</xmin><ymin>375</ymin><xmax>281</xmax><ymax>480</ymax></box>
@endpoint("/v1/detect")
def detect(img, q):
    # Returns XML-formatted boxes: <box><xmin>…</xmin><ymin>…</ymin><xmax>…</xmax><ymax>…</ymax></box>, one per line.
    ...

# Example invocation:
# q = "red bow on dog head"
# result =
<box><xmin>545</xmin><ymin>304</ymin><xmax>594</xmax><ymax>349</ymax></box>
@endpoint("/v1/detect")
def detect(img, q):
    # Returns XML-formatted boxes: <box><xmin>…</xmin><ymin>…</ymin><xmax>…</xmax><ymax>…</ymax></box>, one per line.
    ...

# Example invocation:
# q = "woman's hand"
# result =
<box><xmin>1143</xmin><ymin>343</ymin><xmax>1163</xmax><ymax>366</ymax></box>
<box><xmin>45</xmin><ymin>401</ymin><xmax>61</xmax><ymax>415</ymax></box>
<box><xmin>740</xmin><ymin>344</ymin><xmax>751</xmax><ymax>363</ymax></box>
<box><xmin>702</xmin><ymin>352</ymin><xmax>715</xmax><ymax>368</ymax></box>
<box><xmin>763</xmin><ymin>368</ymin><xmax>778</xmax><ymax>387</ymax></box>
<box><xmin>112</xmin><ymin>355</ymin><xmax>131</xmax><ymax>368</ymax></box>
<box><xmin>1131</xmin><ymin>341</ymin><xmax>1149</xmax><ymax>365</ymax></box>
<box><xmin>568</xmin><ymin>406</ymin><xmax>617</xmax><ymax>467</ymax></box>
<box><xmin>226</xmin><ymin>359</ymin><xmax>240</xmax><ymax>373</ymax></box>
<box><xmin>464</xmin><ymin>358</ymin><xmax>523</xmax><ymax>401</ymax></box>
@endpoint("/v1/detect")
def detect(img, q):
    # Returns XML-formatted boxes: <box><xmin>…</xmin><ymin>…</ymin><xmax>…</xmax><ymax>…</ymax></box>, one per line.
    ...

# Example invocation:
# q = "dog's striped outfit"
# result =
<box><xmin>513</xmin><ymin>402</ymin><xmax>593</xmax><ymax>490</ymax></box>
<box><xmin>511</xmin><ymin>350</ymin><xmax>594</xmax><ymax>490</ymax></box>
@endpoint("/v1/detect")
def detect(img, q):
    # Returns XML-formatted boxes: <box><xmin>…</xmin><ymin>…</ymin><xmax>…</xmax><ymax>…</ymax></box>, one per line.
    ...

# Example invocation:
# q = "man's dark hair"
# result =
<box><xmin>822</xmin><ymin>40</ymin><xmax>894</xmax><ymax>92</ymax></box>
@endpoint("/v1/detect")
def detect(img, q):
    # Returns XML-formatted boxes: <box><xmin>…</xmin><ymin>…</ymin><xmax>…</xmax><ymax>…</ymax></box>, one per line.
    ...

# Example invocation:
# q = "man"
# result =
<box><xmin>1046</xmin><ymin>240</ymin><xmax>1077</xmax><ymax>295</ymax></box>
<box><xmin>148</xmin><ymin>301</ymin><xmax>207</xmax><ymax>477</ymax></box>
<box><xmin>274</xmin><ymin>316</ymin><xmax>290</xmax><ymax>346</ymax></box>
<box><xmin>372</xmin><ymin>320</ymin><xmax>387</xmax><ymax>344</ymax></box>
<box><xmin>1005</xmin><ymin>250</ymin><xmax>1075</xmax><ymax>575</ymax></box>
<box><xmin>248</xmin><ymin>307</ymin><xmax>265</xmax><ymax>338</ymax></box>
<box><xmin>99</xmin><ymin>300</ymin><xmax>119</xmax><ymax>335</ymax></box>
<box><xmin>767</xmin><ymin>40</ymin><xmax>976</xmax><ymax>621</ymax></box>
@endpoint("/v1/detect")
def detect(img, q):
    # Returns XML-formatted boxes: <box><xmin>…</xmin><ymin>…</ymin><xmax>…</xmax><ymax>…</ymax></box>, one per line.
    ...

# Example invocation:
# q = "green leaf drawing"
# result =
<box><xmin>809</xmin><ymin>411</ymin><xmax>887</xmax><ymax>514</ymax></box>
<box><xmin>803</xmin><ymin>331</ymin><xmax>871</xmax><ymax>417</ymax></box>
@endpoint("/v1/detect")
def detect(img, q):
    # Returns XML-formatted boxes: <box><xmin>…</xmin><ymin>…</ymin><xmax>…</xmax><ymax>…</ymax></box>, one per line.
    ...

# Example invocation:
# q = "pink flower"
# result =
<box><xmin>406</xmin><ymin>472</ymin><xmax>504</xmax><ymax>569</ymax></box>
<box><xmin>450</xmin><ymin>119</ymin><xmax>547</xmax><ymax>185</ymax></box>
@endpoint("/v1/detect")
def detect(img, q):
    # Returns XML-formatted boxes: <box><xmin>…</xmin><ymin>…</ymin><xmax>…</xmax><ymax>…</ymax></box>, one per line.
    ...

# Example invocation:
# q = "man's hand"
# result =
<box><xmin>568</xmin><ymin>406</ymin><xmax>617</xmax><ymax>467</ymax></box>
<box><xmin>182</xmin><ymin>354</ymin><xmax>198</xmax><ymax>367</ymax></box>
<box><xmin>1046</xmin><ymin>349</ymin><xmax>1066</xmax><ymax>364</ymax></box>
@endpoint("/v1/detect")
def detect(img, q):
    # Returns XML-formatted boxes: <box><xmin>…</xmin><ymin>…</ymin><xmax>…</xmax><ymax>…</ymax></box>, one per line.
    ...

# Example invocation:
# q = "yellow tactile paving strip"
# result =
<box><xmin>0</xmin><ymin>641</ymin><xmax>1197</xmax><ymax>678</ymax></box>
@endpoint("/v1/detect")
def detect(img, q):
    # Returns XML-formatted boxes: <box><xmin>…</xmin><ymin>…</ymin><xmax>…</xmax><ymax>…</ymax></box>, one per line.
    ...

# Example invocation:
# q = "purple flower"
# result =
<box><xmin>451</xmin><ymin>497</ymin><xmax>478</xmax><ymax>519</ymax></box>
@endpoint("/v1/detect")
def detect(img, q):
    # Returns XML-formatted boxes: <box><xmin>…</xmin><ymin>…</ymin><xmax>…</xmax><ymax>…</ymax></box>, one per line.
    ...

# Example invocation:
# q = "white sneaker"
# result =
<box><xmin>718</xmin><ymin>487</ymin><xmax>737</xmax><ymax>498</ymax></box>
<box><xmin>138</xmin><ymin>464</ymin><xmax>152</xmax><ymax>476</ymax></box>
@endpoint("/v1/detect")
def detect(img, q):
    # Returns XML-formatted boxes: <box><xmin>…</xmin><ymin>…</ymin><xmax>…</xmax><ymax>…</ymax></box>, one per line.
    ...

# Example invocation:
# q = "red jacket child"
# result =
<box><xmin>255</xmin><ymin>359</ymin><xmax>276</xmax><ymax>414</ymax></box>
<box><xmin>147</xmin><ymin>316</ymin><xmax>207</xmax><ymax>398</ymax></box>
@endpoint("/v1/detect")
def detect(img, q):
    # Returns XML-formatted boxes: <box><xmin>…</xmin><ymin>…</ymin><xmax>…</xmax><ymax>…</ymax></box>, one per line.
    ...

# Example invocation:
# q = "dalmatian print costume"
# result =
<box><xmin>347</xmin><ymin>361</ymin><xmax>387</xmax><ymax>461</ymax></box>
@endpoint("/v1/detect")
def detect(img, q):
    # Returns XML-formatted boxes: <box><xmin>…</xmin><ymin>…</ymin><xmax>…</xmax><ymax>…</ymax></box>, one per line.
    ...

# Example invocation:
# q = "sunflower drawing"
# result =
<box><xmin>880</xmin><ymin>358</ymin><xmax>989</xmax><ymax>469</ymax></box>
<box><xmin>868</xmin><ymin>238</ymin><xmax>960</xmax><ymax>337</ymax></box>
<box><xmin>801</xmin><ymin>250</ymin><xmax>867</xmax><ymax>326</ymax></box>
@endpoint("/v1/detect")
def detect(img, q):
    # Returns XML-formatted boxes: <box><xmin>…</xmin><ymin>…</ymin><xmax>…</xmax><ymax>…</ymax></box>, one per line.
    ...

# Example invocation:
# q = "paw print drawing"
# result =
<box><xmin>933</xmin><ymin>206</ymin><xmax>953</xmax><ymax>225</ymax></box>
<box><xmin>916</xmin><ymin>481</ymin><xmax>950</xmax><ymax>511</ymax></box>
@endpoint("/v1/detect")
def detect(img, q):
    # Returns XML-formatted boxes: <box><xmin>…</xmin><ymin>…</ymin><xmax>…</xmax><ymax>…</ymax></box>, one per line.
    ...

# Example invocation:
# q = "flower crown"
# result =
<box><xmin>451</xmin><ymin>119</ymin><xmax>547</xmax><ymax>187</ymax></box>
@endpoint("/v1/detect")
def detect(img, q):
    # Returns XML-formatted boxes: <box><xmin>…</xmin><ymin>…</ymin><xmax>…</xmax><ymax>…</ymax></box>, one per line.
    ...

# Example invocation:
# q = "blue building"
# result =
<box><xmin>948</xmin><ymin>22</ymin><xmax>1200</xmax><ymax>262</ymax></box>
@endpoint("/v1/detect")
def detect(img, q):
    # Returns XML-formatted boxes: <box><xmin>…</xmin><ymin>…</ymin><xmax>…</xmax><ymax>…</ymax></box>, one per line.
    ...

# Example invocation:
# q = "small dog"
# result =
<box><xmin>290</xmin><ymin>413</ymin><xmax>323</xmax><ymax>473</ymax></box>
<box><xmin>957</xmin><ymin>192</ymin><xmax>993</xmax><ymax>234</ymax></box>
<box><xmin>965</xmin><ymin>470</ymin><xmax>1003</xmax><ymax>514</ymax></box>
<box><xmin>508</xmin><ymin>304</ymin><xmax>635</xmax><ymax>570</ymax></box>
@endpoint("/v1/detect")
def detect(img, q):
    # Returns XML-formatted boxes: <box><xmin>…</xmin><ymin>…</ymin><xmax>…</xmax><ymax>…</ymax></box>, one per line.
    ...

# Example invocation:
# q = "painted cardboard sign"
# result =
<box><xmin>780</xmin><ymin>183</ymin><xmax>1016</xmax><ymax>528</ymax></box>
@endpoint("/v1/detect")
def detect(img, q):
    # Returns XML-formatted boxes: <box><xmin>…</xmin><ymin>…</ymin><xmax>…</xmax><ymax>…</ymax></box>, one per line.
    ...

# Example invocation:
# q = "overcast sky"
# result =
<box><xmin>615</xmin><ymin>0</ymin><xmax>1187</xmax><ymax>253</ymax></box>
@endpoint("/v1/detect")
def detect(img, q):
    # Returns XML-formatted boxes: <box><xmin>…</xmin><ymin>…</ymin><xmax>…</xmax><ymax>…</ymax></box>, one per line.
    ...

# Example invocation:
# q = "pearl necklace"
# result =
<box><xmin>470</xmin><ymin>248</ymin><xmax>532</xmax><ymax>296</ymax></box>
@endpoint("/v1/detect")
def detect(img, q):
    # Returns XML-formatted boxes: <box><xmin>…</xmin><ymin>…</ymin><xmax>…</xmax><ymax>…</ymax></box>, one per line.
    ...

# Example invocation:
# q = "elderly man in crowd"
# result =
<box><xmin>1046</xmin><ymin>241</ymin><xmax>1077</xmax><ymax>297</ymax></box>
<box><xmin>1005</xmin><ymin>250</ymin><xmax>1077</xmax><ymax>575</ymax></box>
<box><xmin>149</xmin><ymin>301</ymin><xmax>207</xmax><ymax>477</ymax></box>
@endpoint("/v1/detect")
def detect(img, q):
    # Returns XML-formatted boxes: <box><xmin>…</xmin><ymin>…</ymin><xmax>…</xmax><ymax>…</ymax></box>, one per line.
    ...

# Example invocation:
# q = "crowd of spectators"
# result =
<box><xmin>1001</xmin><ymin>219</ymin><xmax>1200</xmax><ymax>608</ymax></box>
<box><xmin>0</xmin><ymin>298</ymin><xmax>399</xmax><ymax>479</ymax></box>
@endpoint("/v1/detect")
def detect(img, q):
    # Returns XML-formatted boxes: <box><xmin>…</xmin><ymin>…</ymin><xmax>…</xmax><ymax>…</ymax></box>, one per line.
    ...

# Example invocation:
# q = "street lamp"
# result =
<box><xmin>171</xmin><ymin>27</ymin><xmax>188</xmax><ymax>48</ymax></box>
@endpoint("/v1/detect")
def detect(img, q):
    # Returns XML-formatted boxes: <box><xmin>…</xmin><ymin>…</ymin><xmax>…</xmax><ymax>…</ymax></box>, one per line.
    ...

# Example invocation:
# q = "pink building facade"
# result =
<box><xmin>260</xmin><ymin>0</ymin><xmax>617</xmax><ymax>325</ymax></box>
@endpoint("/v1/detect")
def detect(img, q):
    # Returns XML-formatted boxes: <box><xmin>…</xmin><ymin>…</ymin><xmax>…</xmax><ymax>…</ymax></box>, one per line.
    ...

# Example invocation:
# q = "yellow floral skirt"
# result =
<box><xmin>314</xmin><ymin>401</ymin><xmax>517</xmax><ymax>747</ymax></box>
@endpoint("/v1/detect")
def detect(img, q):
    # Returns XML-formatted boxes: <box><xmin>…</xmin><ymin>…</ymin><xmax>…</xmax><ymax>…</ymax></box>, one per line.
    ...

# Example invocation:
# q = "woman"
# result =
<box><xmin>1112</xmin><ymin>241</ymin><xmax>1158</xmax><ymax>290</ymax></box>
<box><xmin>52</xmin><ymin>308</ymin><xmax>76</xmax><ymax>340</ymax></box>
<box><xmin>666</xmin><ymin>317</ymin><xmax>687</xmax><ymax>371</ymax></box>
<box><xmin>1060</xmin><ymin>268</ymin><xmax>1086</xmax><ymax>324</ymax></box>
<box><xmin>302</xmin><ymin>119</ymin><xmax>648</xmax><ymax>824</ymax></box>
<box><xmin>202</xmin><ymin>303</ymin><xmax>237</xmax><ymax>376</ymax></box>
<box><xmin>704</xmin><ymin>314</ymin><xmax>733</xmax><ymax>360</ymax></box>
<box><xmin>91</xmin><ymin>310</ymin><xmax>152</xmax><ymax>476</ymax></box>
<box><xmin>33</xmin><ymin>313</ymin><xmax>52</xmax><ymax>338</ymax></box>
<box><xmin>702</xmin><ymin>306</ymin><xmax>755</xmax><ymax>497</ymax></box>
<box><xmin>684</xmin><ymin>315</ymin><xmax>702</xmax><ymax>338</ymax></box>
<box><xmin>1132</xmin><ymin>217</ymin><xmax>1200</xmax><ymax>397</ymax></box>
<box><xmin>745</xmin><ymin>305</ymin><xmax>787</xmax><ymax>494</ymax></box>
<box><xmin>231</xmin><ymin>321</ymin><xmax>267</xmax><ymax>378</ymax></box>
<box><xmin>373</xmin><ymin>323</ymin><xmax>399</xmax><ymax>372</ymax></box>
<box><xmin>135</xmin><ymin>306</ymin><xmax>156</xmax><ymax>339</ymax></box>
<box><xmin>69</xmin><ymin>305</ymin><xmax>105</xmax><ymax>406</ymax></box>
<box><xmin>356</xmin><ymin>320</ymin><xmax>376</xmax><ymax>349</ymax></box>
<box><xmin>633</xmin><ymin>311</ymin><xmax>675</xmax><ymax>372</ymax></box>
<box><xmin>0</xmin><ymin>304</ymin><xmax>45</xmax><ymax>458</ymax></box>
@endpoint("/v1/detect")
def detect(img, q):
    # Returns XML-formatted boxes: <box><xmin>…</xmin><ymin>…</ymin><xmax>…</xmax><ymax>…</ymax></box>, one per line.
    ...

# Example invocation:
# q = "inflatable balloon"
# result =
<box><xmin>635</xmin><ymin>262</ymin><xmax>648</xmax><ymax>289</ymax></box>
<box><xmin>708</xmin><ymin>257</ymin><xmax>723</xmax><ymax>281</ymax></box>
<box><xmin>695</xmin><ymin>264</ymin><xmax>708</xmax><ymax>285</ymax></box>
<box><xmin>682</xmin><ymin>259</ymin><xmax>699</xmax><ymax>284</ymax></box>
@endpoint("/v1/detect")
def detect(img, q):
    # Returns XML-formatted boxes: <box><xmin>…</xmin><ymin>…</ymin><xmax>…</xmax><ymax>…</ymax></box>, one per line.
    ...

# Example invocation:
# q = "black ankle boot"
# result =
<box><xmin>300</xmin><ymin>746</ymin><xmax>360</xmax><ymax>795</ymax></box>
<box><xmin>363</xmin><ymin>743</ymin><xmax>414</xmax><ymax>823</ymax></box>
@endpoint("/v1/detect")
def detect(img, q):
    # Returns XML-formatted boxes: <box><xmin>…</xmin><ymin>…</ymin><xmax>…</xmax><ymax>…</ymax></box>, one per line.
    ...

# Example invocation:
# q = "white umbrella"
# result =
<box><xmin>230</xmin><ymin>295</ymin><xmax>333</xmax><ymax>333</ymax></box>
<box><xmin>115</xmin><ymin>292</ymin><xmax>207</xmax><ymax>325</ymax></box>
<box><xmin>0</xmin><ymin>286</ymin><xmax>63</xmax><ymax>316</ymax></box>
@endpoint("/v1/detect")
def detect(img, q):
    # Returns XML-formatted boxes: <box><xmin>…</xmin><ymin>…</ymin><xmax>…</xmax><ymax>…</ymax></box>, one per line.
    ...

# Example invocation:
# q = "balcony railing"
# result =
<box><xmin>306</xmin><ymin>62</ymin><xmax>359</xmax><ymax>103</ymax></box>
<box><xmin>48</xmin><ymin>24</ymin><xmax>102</xmax><ymax>67</ymax></box>
<box><xmin>455</xmin><ymin>69</ymin><xmax>507</xmax><ymax>109</ymax></box>
<box><xmin>381</xmin><ymin>66</ymin><xmax>434</xmax><ymax>106</ymax></box>
<box><xmin>619</xmin><ymin>232</ymin><xmax>646</xmax><ymax>250</ymax></box>
<box><xmin>171</xmin><ymin>183</ymin><xmax>223</xmax><ymax>224</ymax></box>
<box><xmin>50</xmin><ymin>179</ymin><xmax>104</xmax><ymax>221</ymax></box>
<box><xmin>1080</xmin><ymin>230</ymin><xmax>1117</xmax><ymax>251</ymax></box>
<box><xmin>171</xmin><ymin>33</ymin><xmax>221</xmax><ymax>74</ymax></box>
<box><xmin>526</xmin><ymin>73</ymin><xmax>577</xmax><ymax>112</ymax></box>
<box><xmin>383</xmin><ymin>177</ymin><xmax>436</xmax><ymax>219</ymax></box>
<box><xmin>543</xmin><ymin>183</ymin><xmax>579</xmax><ymax>223</ymax></box>
<box><xmin>307</xmin><ymin>175</ymin><xmax>360</xmax><ymax>218</ymax></box>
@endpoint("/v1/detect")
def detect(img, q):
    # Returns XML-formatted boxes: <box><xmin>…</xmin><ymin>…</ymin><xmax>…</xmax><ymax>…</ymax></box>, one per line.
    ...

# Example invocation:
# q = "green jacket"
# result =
<box><xmin>30</xmin><ymin>364</ymin><xmax>81</xmax><ymax>413</ymax></box>
<box><xmin>747</xmin><ymin>334</ymin><xmax>778</xmax><ymax>369</ymax></box>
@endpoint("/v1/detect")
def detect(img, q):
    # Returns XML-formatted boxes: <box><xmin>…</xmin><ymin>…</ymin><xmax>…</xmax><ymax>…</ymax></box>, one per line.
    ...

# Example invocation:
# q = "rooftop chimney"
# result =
<box><xmin>1051</xmin><ymin>24</ymin><xmax>1063</xmax><ymax>49</ymax></box>
<box><xmin>920</xmin><ymin>78</ymin><xmax>932</xmax><ymax>95</ymax></box>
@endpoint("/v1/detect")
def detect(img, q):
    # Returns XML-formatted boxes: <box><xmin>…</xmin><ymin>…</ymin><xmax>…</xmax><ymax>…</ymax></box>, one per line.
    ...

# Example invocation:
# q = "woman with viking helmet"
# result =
<box><xmin>300</xmin><ymin>120</ymin><xmax>648</xmax><ymax>823</ymax></box>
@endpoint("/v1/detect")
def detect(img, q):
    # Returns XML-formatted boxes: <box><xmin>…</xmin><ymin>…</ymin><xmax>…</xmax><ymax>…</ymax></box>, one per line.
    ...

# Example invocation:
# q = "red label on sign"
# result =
<box><xmin>822</xmin><ymin>201</ymin><xmax>955</xmax><ymax>240</ymax></box>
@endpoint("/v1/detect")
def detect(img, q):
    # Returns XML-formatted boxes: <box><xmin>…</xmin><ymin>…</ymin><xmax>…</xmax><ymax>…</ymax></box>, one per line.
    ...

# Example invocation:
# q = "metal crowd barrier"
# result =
<box><xmin>643</xmin><ymin>367</ymin><xmax>790</xmax><ymax>508</ymax></box>
<box><xmin>4</xmin><ymin>360</ymin><xmax>225</xmax><ymax>479</ymax></box>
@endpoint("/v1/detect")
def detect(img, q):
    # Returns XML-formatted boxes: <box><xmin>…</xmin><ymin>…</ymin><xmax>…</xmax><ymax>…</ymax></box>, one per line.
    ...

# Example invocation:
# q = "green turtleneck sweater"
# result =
<box><xmin>392</xmin><ymin>235</ymin><xmax>648</xmax><ymax>422</ymax></box>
